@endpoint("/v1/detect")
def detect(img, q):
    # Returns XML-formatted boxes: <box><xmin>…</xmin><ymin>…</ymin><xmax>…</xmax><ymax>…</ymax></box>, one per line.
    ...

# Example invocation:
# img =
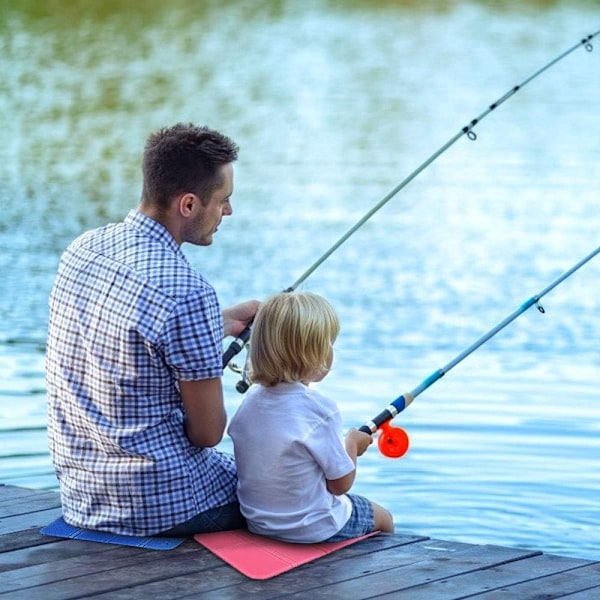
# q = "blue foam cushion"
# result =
<box><xmin>40</xmin><ymin>517</ymin><xmax>185</xmax><ymax>550</ymax></box>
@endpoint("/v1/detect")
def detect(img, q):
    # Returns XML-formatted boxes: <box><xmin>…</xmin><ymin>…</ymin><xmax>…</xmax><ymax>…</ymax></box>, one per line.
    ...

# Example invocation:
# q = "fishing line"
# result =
<box><xmin>358</xmin><ymin>244</ymin><xmax>600</xmax><ymax>459</ymax></box>
<box><xmin>223</xmin><ymin>30</ymin><xmax>599</xmax><ymax>383</ymax></box>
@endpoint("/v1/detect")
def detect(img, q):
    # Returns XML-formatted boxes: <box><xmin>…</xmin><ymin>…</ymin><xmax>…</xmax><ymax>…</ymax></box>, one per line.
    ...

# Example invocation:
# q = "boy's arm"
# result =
<box><xmin>326</xmin><ymin>429</ymin><xmax>372</xmax><ymax>495</ymax></box>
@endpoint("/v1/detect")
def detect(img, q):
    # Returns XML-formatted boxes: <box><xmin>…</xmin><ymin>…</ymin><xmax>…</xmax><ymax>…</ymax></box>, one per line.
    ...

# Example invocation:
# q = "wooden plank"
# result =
<box><xmin>59</xmin><ymin>562</ymin><xmax>246</xmax><ymax>600</ymax></box>
<box><xmin>80</xmin><ymin>534</ymin><xmax>433</xmax><ymax>600</ymax></box>
<box><xmin>0</xmin><ymin>506</ymin><xmax>63</xmax><ymax>535</ymax></box>
<box><xmin>0</xmin><ymin>484</ymin><xmax>597</xmax><ymax>600</ymax></box>
<box><xmin>0</xmin><ymin>542</ymin><xmax>200</xmax><ymax>594</ymax></box>
<box><xmin>0</xmin><ymin>542</ymin><xmax>232</xmax><ymax>599</ymax></box>
<box><xmin>372</xmin><ymin>552</ymin><xmax>598</xmax><ymax>599</ymax></box>
<box><xmin>0</xmin><ymin>538</ymin><xmax>119</xmax><ymax>578</ymax></box>
<box><xmin>472</xmin><ymin>561</ymin><xmax>600</xmax><ymax>599</ymax></box>
<box><xmin>0</xmin><ymin>486</ymin><xmax>63</xmax><ymax>534</ymax></box>
<box><xmin>556</xmin><ymin>587</ymin><xmax>600</xmax><ymax>600</ymax></box>
<box><xmin>0</xmin><ymin>527</ymin><xmax>59</xmax><ymax>554</ymax></box>
<box><xmin>0</xmin><ymin>490</ymin><xmax>61</xmax><ymax>517</ymax></box>
<box><xmin>0</xmin><ymin>485</ymin><xmax>42</xmax><ymax>501</ymax></box>
<box><xmin>0</xmin><ymin>532</ymin><xmax>426</xmax><ymax>600</ymax></box>
<box><xmin>0</xmin><ymin>533</ymin><xmax>411</xmax><ymax>599</ymax></box>
<box><xmin>323</xmin><ymin>540</ymin><xmax>538</xmax><ymax>599</ymax></box>
<box><xmin>0</xmin><ymin>485</ymin><xmax>56</xmax><ymax>500</ymax></box>
<box><xmin>184</xmin><ymin>538</ymin><xmax>522</xmax><ymax>600</ymax></box>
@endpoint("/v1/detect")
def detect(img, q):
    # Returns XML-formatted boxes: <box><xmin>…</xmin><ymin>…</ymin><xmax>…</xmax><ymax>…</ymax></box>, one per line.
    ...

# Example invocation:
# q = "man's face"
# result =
<box><xmin>185</xmin><ymin>163</ymin><xmax>234</xmax><ymax>246</ymax></box>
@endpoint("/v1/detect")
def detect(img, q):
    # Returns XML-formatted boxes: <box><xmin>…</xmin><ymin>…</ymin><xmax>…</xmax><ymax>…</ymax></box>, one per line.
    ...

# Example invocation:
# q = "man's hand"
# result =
<box><xmin>222</xmin><ymin>300</ymin><xmax>260</xmax><ymax>338</ymax></box>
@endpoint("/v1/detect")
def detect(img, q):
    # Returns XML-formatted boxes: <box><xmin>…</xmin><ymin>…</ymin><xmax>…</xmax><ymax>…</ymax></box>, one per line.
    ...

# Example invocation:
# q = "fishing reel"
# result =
<box><xmin>359</xmin><ymin>392</ymin><xmax>414</xmax><ymax>459</ymax></box>
<box><xmin>226</xmin><ymin>346</ymin><xmax>252</xmax><ymax>393</ymax></box>
<box><xmin>375</xmin><ymin>421</ymin><xmax>410</xmax><ymax>459</ymax></box>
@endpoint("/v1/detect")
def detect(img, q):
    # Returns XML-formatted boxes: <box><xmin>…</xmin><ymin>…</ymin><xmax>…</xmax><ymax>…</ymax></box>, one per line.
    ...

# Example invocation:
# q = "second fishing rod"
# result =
<box><xmin>358</xmin><ymin>244</ymin><xmax>600</xmax><ymax>459</ymax></box>
<box><xmin>223</xmin><ymin>30</ymin><xmax>599</xmax><ymax>385</ymax></box>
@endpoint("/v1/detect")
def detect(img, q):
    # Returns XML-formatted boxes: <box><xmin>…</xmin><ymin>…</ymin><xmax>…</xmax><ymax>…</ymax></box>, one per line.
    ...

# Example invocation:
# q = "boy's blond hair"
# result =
<box><xmin>249</xmin><ymin>292</ymin><xmax>340</xmax><ymax>386</ymax></box>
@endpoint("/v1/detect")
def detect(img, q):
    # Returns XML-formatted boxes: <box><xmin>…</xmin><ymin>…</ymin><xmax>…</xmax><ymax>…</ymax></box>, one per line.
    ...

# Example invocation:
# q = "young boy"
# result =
<box><xmin>228</xmin><ymin>291</ymin><xmax>394</xmax><ymax>543</ymax></box>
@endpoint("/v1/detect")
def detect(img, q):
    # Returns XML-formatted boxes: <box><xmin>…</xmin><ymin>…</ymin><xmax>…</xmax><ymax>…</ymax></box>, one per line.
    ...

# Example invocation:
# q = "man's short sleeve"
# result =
<box><xmin>162</xmin><ymin>285</ymin><xmax>224</xmax><ymax>381</ymax></box>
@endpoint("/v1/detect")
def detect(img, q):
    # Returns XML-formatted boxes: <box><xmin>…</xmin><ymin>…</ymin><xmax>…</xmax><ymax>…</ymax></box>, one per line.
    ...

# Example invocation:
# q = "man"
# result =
<box><xmin>46</xmin><ymin>123</ymin><xmax>259</xmax><ymax>536</ymax></box>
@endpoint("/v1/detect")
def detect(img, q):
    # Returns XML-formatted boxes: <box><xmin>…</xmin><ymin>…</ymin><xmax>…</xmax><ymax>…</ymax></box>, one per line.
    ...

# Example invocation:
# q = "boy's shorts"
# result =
<box><xmin>323</xmin><ymin>493</ymin><xmax>374</xmax><ymax>542</ymax></box>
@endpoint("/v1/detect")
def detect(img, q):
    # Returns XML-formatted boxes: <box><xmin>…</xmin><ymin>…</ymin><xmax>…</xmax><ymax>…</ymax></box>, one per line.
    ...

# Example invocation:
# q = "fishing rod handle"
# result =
<box><xmin>222</xmin><ymin>325</ymin><xmax>252</xmax><ymax>368</ymax></box>
<box><xmin>223</xmin><ymin>287</ymin><xmax>295</xmax><ymax>369</ymax></box>
<box><xmin>358</xmin><ymin>393</ymin><xmax>414</xmax><ymax>434</ymax></box>
<box><xmin>358</xmin><ymin>408</ymin><xmax>396</xmax><ymax>435</ymax></box>
<box><xmin>223</xmin><ymin>285</ymin><xmax>296</xmax><ymax>369</ymax></box>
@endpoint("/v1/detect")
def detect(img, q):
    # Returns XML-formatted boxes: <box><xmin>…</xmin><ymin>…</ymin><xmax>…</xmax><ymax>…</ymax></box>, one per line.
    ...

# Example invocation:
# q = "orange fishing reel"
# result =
<box><xmin>376</xmin><ymin>420</ymin><xmax>410</xmax><ymax>459</ymax></box>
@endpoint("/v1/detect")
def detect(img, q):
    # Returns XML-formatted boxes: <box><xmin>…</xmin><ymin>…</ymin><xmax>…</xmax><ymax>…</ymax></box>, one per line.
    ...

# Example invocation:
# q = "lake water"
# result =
<box><xmin>1</xmin><ymin>0</ymin><xmax>598</xmax><ymax>560</ymax></box>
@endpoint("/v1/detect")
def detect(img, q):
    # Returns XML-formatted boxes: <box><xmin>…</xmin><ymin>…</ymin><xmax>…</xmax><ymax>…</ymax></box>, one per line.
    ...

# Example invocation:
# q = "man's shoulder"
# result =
<box><xmin>69</xmin><ymin>220</ymin><xmax>212</xmax><ymax>296</ymax></box>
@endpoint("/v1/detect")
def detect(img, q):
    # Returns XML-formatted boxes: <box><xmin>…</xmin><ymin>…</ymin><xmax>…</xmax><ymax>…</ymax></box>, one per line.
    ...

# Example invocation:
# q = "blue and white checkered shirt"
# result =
<box><xmin>46</xmin><ymin>210</ymin><xmax>237</xmax><ymax>535</ymax></box>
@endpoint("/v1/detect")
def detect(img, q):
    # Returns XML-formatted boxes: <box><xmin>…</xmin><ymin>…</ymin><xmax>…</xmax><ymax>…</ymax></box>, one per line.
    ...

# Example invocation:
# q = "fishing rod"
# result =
<box><xmin>358</xmin><ymin>244</ymin><xmax>600</xmax><ymax>459</ymax></box>
<box><xmin>223</xmin><ymin>30</ymin><xmax>599</xmax><ymax>381</ymax></box>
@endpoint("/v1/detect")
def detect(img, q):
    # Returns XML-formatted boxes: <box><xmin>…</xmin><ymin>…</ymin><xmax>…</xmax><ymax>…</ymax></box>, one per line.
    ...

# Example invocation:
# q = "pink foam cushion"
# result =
<box><xmin>194</xmin><ymin>528</ymin><xmax>378</xmax><ymax>579</ymax></box>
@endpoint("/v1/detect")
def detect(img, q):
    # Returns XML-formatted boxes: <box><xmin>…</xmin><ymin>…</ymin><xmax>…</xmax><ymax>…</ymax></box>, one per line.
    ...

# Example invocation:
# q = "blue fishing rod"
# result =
<box><xmin>359</xmin><ymin>244</ymin><xmax>600</xmax><ymax>458</ymax></box>
<box><xmin>223</xmin><ymin>30</ymin><xmax>599</xmax><ymax>387</ymax></box>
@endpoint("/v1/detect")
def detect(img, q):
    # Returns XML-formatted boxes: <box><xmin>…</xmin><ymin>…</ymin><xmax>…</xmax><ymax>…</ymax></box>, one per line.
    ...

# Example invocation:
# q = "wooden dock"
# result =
<box><xmin>1</xmin><ymin>483</ymin><xmax>599</xmax><ymax>599</ymax></box>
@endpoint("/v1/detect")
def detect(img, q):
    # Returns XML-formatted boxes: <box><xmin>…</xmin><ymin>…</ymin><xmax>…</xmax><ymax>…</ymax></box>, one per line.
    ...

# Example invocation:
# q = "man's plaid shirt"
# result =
<box><xmin>46</xmin><ymin>210</ymin><xmax>237</xmax><ymax>535</ymax></box>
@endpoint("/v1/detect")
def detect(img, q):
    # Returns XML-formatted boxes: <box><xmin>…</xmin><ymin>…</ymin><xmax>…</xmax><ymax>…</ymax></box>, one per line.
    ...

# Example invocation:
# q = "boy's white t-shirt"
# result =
<box><xmin>228</xmin><ymin>381</ymin><xmax>354</xmax><ymax>543</ymax></box>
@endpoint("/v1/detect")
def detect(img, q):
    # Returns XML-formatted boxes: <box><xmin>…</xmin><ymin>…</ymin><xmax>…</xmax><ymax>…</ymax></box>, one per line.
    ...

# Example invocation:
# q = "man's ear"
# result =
<box><xmin>177</xmin><ymin>193</ymin><xmax>197</xmax><ymax>217</ymax></box>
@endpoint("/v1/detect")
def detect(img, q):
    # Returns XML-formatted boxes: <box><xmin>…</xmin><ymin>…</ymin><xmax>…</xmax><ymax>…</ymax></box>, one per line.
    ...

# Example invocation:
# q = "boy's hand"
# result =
<box><xmin>345</xmin><ymin>428</ymin><xmax>373</xmax><ymax>458</ymax></box>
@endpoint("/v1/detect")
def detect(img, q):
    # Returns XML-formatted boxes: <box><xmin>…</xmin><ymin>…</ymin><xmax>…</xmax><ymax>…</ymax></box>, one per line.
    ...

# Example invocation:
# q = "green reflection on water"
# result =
<box><xmin>1</xmin><ymin>0</ymin><xmax>597</xmax><ymax>243</ymax></box>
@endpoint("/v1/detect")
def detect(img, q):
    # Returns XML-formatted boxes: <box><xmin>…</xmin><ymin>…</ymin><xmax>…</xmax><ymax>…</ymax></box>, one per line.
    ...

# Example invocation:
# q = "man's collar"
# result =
<box><xmin>124</xmin><ymin>209</ymin><xmax>185</xmax><ymax>258</ymax></box>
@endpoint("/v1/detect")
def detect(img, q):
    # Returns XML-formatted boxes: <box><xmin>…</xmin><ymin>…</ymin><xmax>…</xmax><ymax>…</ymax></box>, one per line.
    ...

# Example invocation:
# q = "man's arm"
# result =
<box><xmin>178</xmin><ymin>300</ymin><xmax>258</xmax><ymax>447</ymax></box>
<box><xmin>179</xmin><ymin>378</ymin><xmax>227</xmax><ymax>447</ymax></box>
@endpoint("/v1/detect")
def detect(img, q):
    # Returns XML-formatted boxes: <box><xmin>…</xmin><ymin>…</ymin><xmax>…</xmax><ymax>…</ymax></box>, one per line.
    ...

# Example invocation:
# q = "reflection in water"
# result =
<box><xmin>1</xmin><ymin>0</ymin><xmax>599</xmax><ymax>558</ymax></box>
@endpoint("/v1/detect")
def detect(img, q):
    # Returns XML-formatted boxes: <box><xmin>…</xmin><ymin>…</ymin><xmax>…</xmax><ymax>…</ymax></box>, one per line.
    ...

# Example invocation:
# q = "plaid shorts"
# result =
<box><xmin>324</xmin><ymin>494</ymin><xmax>374</xmax><ymax>542</ymax></box>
